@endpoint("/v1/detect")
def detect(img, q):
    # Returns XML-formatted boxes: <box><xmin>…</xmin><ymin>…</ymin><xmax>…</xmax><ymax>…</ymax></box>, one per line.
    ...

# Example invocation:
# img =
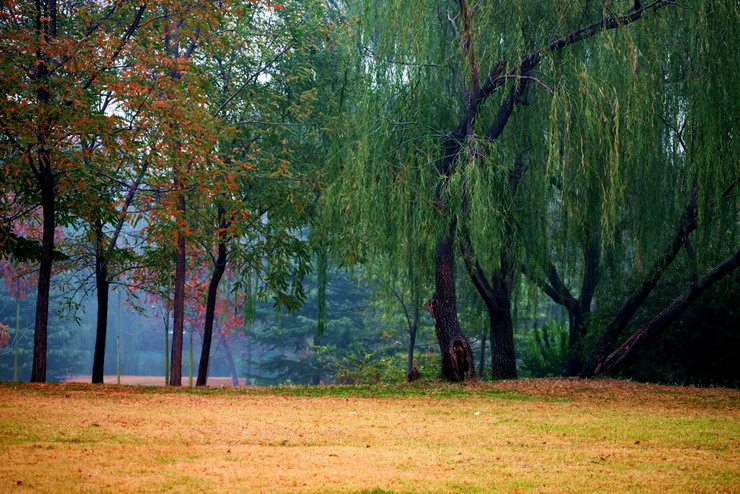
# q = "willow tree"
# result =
<box><xmin>328</xmin><ymin>0</ymin><xmax>687</xmax><ymax>380</ymax></box>
<box><xmin>582</xmin><ymin>0</ymin><xmax>739</xmax><ymax>376</ymax></box>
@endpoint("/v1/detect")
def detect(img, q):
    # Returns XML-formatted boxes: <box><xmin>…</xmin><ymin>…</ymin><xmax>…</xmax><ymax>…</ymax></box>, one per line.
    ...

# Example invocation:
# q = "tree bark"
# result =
<box><xmin>196</xmin><ymin>228</ymin><xmax>228</xmax><ymax>386</ymax></box>
<box><xmin>31</xmin><ymin>163</ymin><xmax>54</xmax><ymax>383</ymax></box>
<box><xmin>426</xmin><ymin>226</ymin><xmax>476</xmax><ymax>381</ymax></box>
<box><xmin>597</xmin><ymin>249</ymin><xmax>740</xmax><ymax>375</ymax></box>
<box><xmin>488</xmin><ymin>286</ymin><xmax>518</xmax><ymax>379</ymax></box>
<box><xmin>169</xmin><ymin>190</ymin><xmax>186</xmax><ymax>386</ymax></box>
<box><xmin>30</xmin><ymin>0</ymin><xmax>55</xmax><ymax>383</ymax></box>
<box><xmin>92</xmin><ymin>219</ymin><xmax>109</xmax><ymax>384</ymax></box>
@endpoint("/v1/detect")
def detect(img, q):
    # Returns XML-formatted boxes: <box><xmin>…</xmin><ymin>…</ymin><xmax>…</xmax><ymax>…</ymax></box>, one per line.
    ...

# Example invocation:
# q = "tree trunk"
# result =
<box><xmin>596</xmin><ymin>249</ymin><xmax>740</xmax><ymax>375</ymax></box>
<box><xmin>406</xmin><ymin>322</ymin><xmax>417</xmax><ymax>380</ymax></box>
<box><xmin>92</xmin><ymin>220</ymin><xmax>109</xmax><ymax>384</ymax></box>
<box><xmin>30</xmin><ymin>0</ymin><xmax>57</xmax><ymax>385</ymax></box>
<box><xmin>312</xmin><ymin>244</ymin><xmax>328</xmax><ymax>385</ymax></box>
<box><xmin>461</xmin><ymin>234</ymin><xmax>517</xmax><ymax>379</ymax></box>
<box><xmin>244</xmin><ymin>335</ymin><xmax>252</xmax><ymax>386</ymax></box>
<box><xmin>31</xmin><ymin>164</ymin><xmax>54</xmax><ymax>383</ymax></box>
<box><xmin>581</xmin><ymin>194</ymin><xmax>697</xmax><ymax>376</ymax></box>
<box><xmin>565</xmin><ymin>303</ymin><xmax>588</xmax><ymax>376</ymax></box>
<box><xmin>488</xmin><ymin>274</ymin><xmax>518</xmax><ymax>379</ymax></box>
<box><xmin>14</xmin><ymin>291</ymin><xmax>20</xmax><ymax>382</ymax></box>
<box><xmin>188</xmin><ymin>327</ymin><xmax>193</xmax><ymax>386</ymax></box>
<box><xmin>221</xmin><ymin>335</ymin><xmax>239</xmax><ymax>386</ymax></box>
<box><xmin>163</xmin><ymin>308</ymin><xmax>170</xmax><ymax>385</ymax></box>
<box><xmin>196</xmin><ymin>238</ymin><xmax>227</xmax><ymax>386</ymax></box>
<box><xmin>477</xmin><ymin>330</ymin><xmax>486</xmax><ymax>378</ymax></box>
<box><xmin>426</xmin><ymin>228</ymin><xmax>476</xmax><ymax>381</ymax></box>
<box><xmin>169</xmin><ymin>192</ymin><xmax>186</xmax><ymax>386</ymax></box>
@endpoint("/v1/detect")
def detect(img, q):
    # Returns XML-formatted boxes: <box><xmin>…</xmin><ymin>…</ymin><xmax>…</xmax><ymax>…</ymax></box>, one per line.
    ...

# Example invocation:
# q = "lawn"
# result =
<box><xmin>0</xmin><ymin>378</ymin><xmax>737</xmax><ymax>493</ymax></box>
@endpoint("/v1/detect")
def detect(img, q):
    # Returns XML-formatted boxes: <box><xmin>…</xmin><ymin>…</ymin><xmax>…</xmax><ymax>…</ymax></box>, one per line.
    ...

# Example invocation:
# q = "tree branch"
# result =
<box><xmin>597</xmin><ymin>248</ymin><xmax>740</xmax><ymax>375</ymax></box>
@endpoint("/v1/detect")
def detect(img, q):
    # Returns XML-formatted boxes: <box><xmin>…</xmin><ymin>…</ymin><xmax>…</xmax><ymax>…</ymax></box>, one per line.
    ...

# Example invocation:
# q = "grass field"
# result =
<box><xmin>0</xmin><ymin>378</ymin><xmax>737</xmax><ymax>493</ymax></box>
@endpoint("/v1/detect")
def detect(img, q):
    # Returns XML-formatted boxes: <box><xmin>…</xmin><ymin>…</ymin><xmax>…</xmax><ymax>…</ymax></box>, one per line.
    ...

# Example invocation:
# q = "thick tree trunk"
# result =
<box><xmin>461</xmin><ymin>231</ymin><xmax>518</xmax><ymax>379</ymax></box>
<box><xmin>426</xmin><ymin>228</ymin><xmax>476</xmax><ymax>381</ymax></box>
<box><xmin>488</xmin><ymin>274</ymin><xmax>518</xmax><ymax>379</ymax></box>
<box><xmin>169</xmin><ymin>191</ymin><xmax>187</xmax><ymax>386</ymax></box>
<box><xmin>31</xmin><ymin>164</ymin><xmax>54</xmax><ymax>383</ymax></box>
<box><xmin>196</xmin><ymin>239</ymin><xmax>227</xmax><ymax>386</ymax></box>
<box><xmin>92</xmin><ymin>220</ymin><xmax>109</xmax><ymax>384</ymax></box>
<box><xmin>596</xmin><ymin>249</ymin><xmax>740</xmax><ymax>375</ymax></box>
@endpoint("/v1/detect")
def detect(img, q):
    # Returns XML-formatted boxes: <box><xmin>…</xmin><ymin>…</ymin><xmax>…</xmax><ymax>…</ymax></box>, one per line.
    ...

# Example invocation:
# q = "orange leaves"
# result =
<box><xmin>0</xmin><ymin>324</ymin><xmax>9</xmax><ymax>348</ymax></box>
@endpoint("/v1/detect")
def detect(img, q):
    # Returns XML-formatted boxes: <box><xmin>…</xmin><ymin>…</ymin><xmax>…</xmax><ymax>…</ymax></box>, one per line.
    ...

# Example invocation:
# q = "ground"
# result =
<box><xmin>0</xmin><ymin>378</ymin><xmax>737</xmax><ymax>493</ymax></box>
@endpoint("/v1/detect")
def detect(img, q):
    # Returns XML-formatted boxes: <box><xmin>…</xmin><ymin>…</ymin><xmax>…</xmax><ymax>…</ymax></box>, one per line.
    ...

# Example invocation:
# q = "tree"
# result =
<box><xmin>329</xmin><ymin>0</ymin><xmax>683</xmax><ymax>380</ymax></box>
<box><xmin>190</xmin><ymin>0</ymin><xmax>328</xmax><ymax>386</ymax></box>
<box><xmin>580</xmin><ymin>0</ymin><xmax>739</xmax><ymax>376</ymax></box>
<box><xmin>0</xmin><ymin>0</ymin><xmax>153</xmax><ymax>382</ymax></box>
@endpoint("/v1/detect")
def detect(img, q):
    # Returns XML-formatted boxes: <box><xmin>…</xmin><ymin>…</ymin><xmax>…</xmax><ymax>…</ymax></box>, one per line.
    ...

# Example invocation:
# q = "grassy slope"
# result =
<box><xmin>0</xmin><ymin>378</ymin><xmax>737</xmax><ymax>493</ymax></box>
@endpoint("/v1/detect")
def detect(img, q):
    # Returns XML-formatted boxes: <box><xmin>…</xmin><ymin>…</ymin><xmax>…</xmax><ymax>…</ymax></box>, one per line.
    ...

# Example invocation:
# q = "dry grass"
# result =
<box><xmin>0</xmin><ymin>378</ymin><xmax>737</xmax><ymax>493</ymax></box>
<box><xmin>65</xmin><ymin>375</ymin><xmax>246</xmax><ymax>386</ymax></box>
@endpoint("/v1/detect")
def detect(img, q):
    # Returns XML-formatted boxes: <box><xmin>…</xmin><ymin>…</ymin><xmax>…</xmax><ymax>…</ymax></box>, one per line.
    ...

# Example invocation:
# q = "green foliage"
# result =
<box><xmin>519</xmin><ymin>319</ymin><xmax>569</xmax><ymax>378</ymax></box>
<box><xmin>334</xmin><ymin>347</ymin><xmax>439</xmax><ymax>385</ymax></box>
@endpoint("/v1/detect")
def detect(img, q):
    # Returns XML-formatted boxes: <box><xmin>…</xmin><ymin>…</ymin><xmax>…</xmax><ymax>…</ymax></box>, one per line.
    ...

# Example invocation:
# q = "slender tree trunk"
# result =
<box><xmin>196</xmin><ymin>237</ymin><xmax>227</xmax><ymax>386</ymax></box>
<box><xmin>596</xmin><ymin>249</ymin><xmax>740</xmax><ymax>375</ymax></box>
<box><xmin>169</xmin><ymin>190</ymin><xmax>186</xmax><ymax>386</ymax></box>
<box><xmin>565</xmin><ymin>304</ymin><xmax>588</xmax><ymax>376</ymax></box>
<box><xmin>405</xmin><ymin>300</ymin><xmax>419</xmax><ymax>381</ymax></box>
<box><xmin>31</xmin><ymin>164</ymin><xmax>55</xmax><ymax>383</ymax></box>
<box><xmin>244</xmin><ymin>335</ymin><xmax>252</xmax><ymax>386</ymax></box>
<box><xmin>426</xmin><ymin>227</ymin><xmax>476</xmax><ymax>381</ymax></box>
<box><xmin>221</xmin><ymin>335</ymin><xmax>239</xmax><ymax>386</ymax></box>
<box><xmin>14</xmin><ymin>291</ymin><xmax>20</xmax><ymax>382</ymax></box>
<box><xmin>406</xmin><ymin>323</ymin><xmax>417</xmax><ymax>379</ymax></box>
<box><xmin>312</xmin><ymin>244</ymin><xmax>328</xmax><ymax>385</ymax></box>
<box><xmin>115</xmin><ymin>294</ymin><xmax>120</xmax><ymax>384</ymax></box>
<box><xmin>188</xmin><ymin>327</ymin><xmax>193</xmax><ymax>386</ymax></box>
<box><xmin>477</xmin><ymin>330</ymin><xmax>486</xmax><ymax>378</ymax></box>
<box><xmin>92</xmin><ymin>220</ymin><xmax>109</xmax><ymax>384</ymax></box>
<box><xmin>30</xmin><ymin>0</ymin><xmax>57</xmax><ymax>385</ymax></box>
<box><xmin>163</xmin><ymin>308</ymin><xmax>170</xmax><ymax>385</ymax></box>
